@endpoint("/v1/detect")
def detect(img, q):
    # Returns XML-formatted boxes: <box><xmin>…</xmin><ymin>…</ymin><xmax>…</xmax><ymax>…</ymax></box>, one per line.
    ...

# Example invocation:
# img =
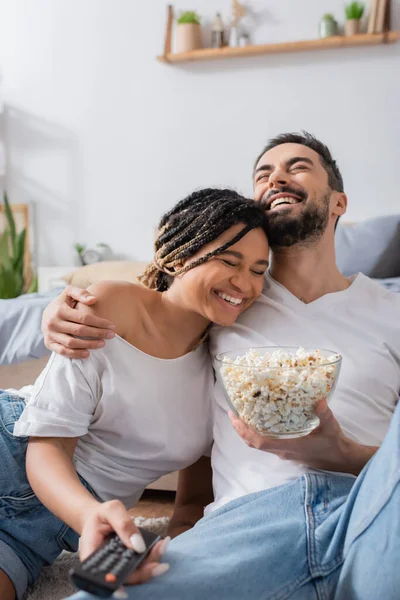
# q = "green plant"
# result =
<box><xmin>74</xmin><ymin>243</ymin><xmax>86</xmax><ymax>265</ymax></box>
<box><xmin>177</xmin><ymin>11</ymin><xmax>201</xmax><ymax>25</ymax></box>
<box><xmin>0</xmin><ymin>192</ymin><xmax>28</xmax><ymax>298</ymax></box>
<box><xmin>27</xmin><ymin>273</ymin><xmax>38</xmax><ymax>293</ymax></box>
<box><xmin>323</xmin><ymin>14</ymin><xmax>336</xmax><ymax>21</ymax></box>
<box><xmin>345</xmin><ymin>2</ymin><xmax>365</xmax><ymax>20</ymax></box>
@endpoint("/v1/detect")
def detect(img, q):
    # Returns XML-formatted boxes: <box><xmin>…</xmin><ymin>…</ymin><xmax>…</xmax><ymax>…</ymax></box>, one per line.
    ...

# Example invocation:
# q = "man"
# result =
<box><xmin>44</xmin><ymin>132</ymin><xmax>400</xmax><ymax>599</ymax></box>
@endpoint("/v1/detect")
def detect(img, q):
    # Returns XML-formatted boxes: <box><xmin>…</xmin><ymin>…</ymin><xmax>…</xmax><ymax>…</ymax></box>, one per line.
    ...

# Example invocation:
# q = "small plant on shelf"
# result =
<box><xmin>345</xmin><ymin>2</ymin><xmax>365</xmax><ymax>20</ymax></box>
<box><xmin>176</xmin><ymin>11</ymin><xmax>202</xmax><ymax>53</ymax></box>
<box><xmin>344</xmin><ymin>2</ymin><xmax>365</xmax><ymax>36</ymax></box>
<box><xmin>319</xmin><ymin>14</ymin><xmax>339</xmax><ymax>38</ymax></box>
<box><xmin>177</xmin><ymin>11</ymin><xmax>201</xmax><ymax>25</ymax></box>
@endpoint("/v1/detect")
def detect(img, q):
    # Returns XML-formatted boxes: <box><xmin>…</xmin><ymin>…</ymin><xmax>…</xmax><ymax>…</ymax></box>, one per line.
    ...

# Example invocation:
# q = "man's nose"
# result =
<box><xmin>269</xmin><ymin>168</ymin><xmax>289</xmax><ymax>188</ymax></box>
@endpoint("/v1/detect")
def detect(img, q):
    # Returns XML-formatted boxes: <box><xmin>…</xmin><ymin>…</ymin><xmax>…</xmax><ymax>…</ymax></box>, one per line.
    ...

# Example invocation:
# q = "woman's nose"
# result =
<box><xmin>229</xmin><ymin>271</ymin><xmax>252</xmax><ymax>294</ymax></box>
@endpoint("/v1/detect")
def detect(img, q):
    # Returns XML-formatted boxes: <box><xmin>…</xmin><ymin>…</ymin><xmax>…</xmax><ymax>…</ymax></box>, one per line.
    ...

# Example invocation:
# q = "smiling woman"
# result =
<box><xmin>138</xmin><ymin>189</ymin><xmax>270</xmax><ymax>329</ymax></box>
<box><xmin>169</xmin><ymin>224</ymin><xmax>269</xmax><ymax>328</ymax></box>
<box><xmin>0</xmin><ymin>188</ymin><xmax>270</xmax><ymax>600</ymax></box>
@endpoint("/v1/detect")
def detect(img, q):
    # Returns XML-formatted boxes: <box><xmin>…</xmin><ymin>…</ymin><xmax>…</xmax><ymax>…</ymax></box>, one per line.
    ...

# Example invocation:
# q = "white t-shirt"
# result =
<box><xmin>14</xmin><ymin>335</ymin><xmax>213</xmax><ymax>508</ymax></box>
<box><xmin>206</xmin><ymin>273</ymin><xmax>400</xmax><ymax>513</ymax></box>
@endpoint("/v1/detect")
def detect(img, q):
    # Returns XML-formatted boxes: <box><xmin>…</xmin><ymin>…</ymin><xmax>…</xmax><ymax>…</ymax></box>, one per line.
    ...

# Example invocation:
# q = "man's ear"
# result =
<box><xmin>331</xmin><ymin>192</ymin><xmax>347</xmax><ymax>218</ymax></box>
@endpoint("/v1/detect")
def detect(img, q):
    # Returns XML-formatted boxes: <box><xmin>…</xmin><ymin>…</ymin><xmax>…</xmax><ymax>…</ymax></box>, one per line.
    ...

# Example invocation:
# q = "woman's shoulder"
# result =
<box><xmin>77</xmin><ymin>281</ymin><xmax>153</xmax><ymax>338</ymax></box>
<box><xmin>86</xmin><ymin>280</ymin><xmax>146</xmax><ymax>301</ymax></box>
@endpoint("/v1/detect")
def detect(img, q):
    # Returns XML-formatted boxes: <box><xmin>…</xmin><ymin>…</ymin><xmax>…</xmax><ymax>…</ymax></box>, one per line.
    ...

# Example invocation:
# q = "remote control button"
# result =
<box><xmin>105</xmin><ymin>573</ymin><xmax>117</xmax><ymax>583</ymax></box>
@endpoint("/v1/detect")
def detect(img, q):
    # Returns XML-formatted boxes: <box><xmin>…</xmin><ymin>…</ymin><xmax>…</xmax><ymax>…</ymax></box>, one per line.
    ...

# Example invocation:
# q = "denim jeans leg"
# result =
<box><xmin>65</xmin><ymin>478</ymin><xmax>323</xmax><ymax>600</ymax></box>
<box><xmin>332</xmin><ymin>399</ymin><xmax>400</xmax><ymax>600</ymax></box>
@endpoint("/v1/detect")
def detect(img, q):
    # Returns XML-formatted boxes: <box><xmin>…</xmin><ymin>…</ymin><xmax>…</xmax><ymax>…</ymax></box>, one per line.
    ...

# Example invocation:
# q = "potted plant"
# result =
<box><xmin>176</xmin><ymin>11</ymin><xmax>201</xmax><ymax>54</ymax></box>
<box><xmin>319</xmin><ymin>14</ymin><xmax>339</xmax><ymax>38</ymax></box>
<box><xmin>0</xmin><ymin>192</ymin><xmax>36</xmax><ymax>299</ymax></box>
<box><xmin>344</xmin><ymin>2</ymin><xmax>365</xmax><ymax>36</ymax></box>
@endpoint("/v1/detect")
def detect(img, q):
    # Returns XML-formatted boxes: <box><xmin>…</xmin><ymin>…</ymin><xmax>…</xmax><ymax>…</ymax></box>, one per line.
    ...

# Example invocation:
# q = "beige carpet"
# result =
<box><xmin>24</xmin><ymin>517</ymin><xmax>170</xmax><ymax>600</ymax></box>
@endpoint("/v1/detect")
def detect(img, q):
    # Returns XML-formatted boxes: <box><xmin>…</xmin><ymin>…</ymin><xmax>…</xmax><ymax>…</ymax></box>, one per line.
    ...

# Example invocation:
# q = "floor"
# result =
<box><xmin>128</xmin><ymin>489</ymin><xmax>176</xmax><ymax>519</ymax></box>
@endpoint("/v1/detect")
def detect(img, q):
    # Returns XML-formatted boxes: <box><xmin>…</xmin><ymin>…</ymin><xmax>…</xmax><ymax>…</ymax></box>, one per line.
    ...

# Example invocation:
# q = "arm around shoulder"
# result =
<box><xmin>77</xmin><ymin>281</ymin><xmax>141</xmax><ymax>340</ymax></box>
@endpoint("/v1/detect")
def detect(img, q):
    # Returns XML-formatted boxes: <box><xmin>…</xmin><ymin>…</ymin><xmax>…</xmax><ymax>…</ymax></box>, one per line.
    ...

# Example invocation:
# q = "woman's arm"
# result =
<box><xmin>168</xmin><ymin>456</ymin><xmax>214</xmax><ymax>539</ymax></box>
<box><xmin>26</xmin><ymin>437</ymin><xmax>150</xmax><ymax>555</ymax></box>
<box><xmin>26</xmin><ymin>437</ymin><xmax>98</xmax><ymax>533</ymax></box>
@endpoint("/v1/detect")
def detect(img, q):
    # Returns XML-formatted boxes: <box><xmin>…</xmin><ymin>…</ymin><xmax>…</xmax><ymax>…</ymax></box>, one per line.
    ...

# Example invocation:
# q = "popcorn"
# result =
<box><xmin>219</xmin><ymin>348</ymin><xmax>341</xmax><ymax>436</ymax></box>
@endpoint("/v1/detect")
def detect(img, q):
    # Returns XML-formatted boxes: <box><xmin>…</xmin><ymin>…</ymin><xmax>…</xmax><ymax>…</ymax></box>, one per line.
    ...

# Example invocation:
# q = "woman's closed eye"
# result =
<box><xmin>221</xmin><ymin>259</ymin><xmax>239</xmax><ymax>268</ymax></box>
<box><xmin>251</xmin><ymin>269</ymin><xmax>267</xmax><ymax>277</ymax></box>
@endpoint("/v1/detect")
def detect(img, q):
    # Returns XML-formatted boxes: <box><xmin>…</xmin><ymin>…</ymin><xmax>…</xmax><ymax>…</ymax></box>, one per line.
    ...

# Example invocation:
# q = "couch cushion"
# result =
<box><xmin>63</xmin><ymin>261</ymin><xmax>149</xmax><ymax>289</ymax></box>
<box><xmin>335</xmin><ymin>215</ymin><xmax>400</xmax><ymax>278</ymax></box>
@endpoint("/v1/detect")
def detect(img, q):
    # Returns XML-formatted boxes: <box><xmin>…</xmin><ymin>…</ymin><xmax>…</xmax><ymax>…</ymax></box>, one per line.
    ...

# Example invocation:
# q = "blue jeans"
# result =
<box><xmin>0</xmin><ymin>391</ymin><xmax>95</xmax><ymax>600</ymax></box>
<box><xmin>67</xmin><ymin>399</ymin><xmax>400</xmax><ymax>600</ymax></box>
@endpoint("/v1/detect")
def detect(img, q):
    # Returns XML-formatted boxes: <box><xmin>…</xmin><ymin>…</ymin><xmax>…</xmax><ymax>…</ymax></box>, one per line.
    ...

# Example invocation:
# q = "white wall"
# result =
<box><xmin>0</xmin><ymin>0</ymin><xmax>399</xmax><ymax>266</ymax></box>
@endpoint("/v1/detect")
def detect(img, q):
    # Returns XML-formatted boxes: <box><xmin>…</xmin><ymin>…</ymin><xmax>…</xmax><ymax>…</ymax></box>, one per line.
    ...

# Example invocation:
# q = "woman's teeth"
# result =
<box><xmin>270</xmin><ymin>197</ymin><xmax>301</xmax><ymax>210</ymax></box>
<box><xmin>216</xmin><ymin>292</ymin><xmax>243</xmax><ymax>306</ymax></box>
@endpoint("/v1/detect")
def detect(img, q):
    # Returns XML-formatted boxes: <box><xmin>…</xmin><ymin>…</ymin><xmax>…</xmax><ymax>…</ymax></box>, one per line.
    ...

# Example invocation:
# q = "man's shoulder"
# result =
<box><xmin>356</xmin><ymin>274</ymin><xmax>400</xmax><ymax>307</ymax></box>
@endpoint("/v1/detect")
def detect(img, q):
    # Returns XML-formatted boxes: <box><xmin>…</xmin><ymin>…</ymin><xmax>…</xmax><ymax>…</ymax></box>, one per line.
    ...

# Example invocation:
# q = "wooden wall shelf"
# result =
<box><xmin>157</xmin><ymin>31</ymin><xmax>399</xmax><ymax>64</ymax></box>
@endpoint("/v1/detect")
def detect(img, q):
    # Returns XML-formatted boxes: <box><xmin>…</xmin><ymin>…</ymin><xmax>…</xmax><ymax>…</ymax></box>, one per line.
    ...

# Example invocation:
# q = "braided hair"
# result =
<box><xmin>138</xmin><ymin>188</ymin><xmax>268</xmax><ymax>292</ymax></box>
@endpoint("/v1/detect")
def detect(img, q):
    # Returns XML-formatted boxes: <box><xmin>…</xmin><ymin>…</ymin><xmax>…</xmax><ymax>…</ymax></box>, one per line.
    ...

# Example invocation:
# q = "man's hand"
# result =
<box><xmin>80</xmin><ymin>500</ymin><xmax>170</xmax><ymax>585</ymax></box>
<box><xmin>42</xmin><ymin>286</ymin><xmax>115</xmax><ymax>359</ymax></box>
<box><xmin>230</xmin><ymin>399</ymin><xmax>377</xmax><ymax>475</ymax></box>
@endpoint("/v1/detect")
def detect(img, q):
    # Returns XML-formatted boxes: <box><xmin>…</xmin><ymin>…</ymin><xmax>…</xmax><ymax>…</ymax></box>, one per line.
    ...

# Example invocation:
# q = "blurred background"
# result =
<box><xmin>0</xmin><ymin>0</ymin><xmax>398</xmax><ymax>267</ymax></box>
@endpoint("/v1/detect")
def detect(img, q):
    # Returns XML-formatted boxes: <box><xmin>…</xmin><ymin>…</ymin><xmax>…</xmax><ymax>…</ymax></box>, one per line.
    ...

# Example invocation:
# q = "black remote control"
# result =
<box><xmin>69</xmin><ymin>527</ymin><xmax>161</xmax><ymax>597</ymax></box>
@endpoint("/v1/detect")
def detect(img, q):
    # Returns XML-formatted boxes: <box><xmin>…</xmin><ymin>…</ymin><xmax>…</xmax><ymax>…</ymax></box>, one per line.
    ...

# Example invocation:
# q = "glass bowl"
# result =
<box><xmin>215</xmin><ymin>347</ymin><xmax>342</xmax><ymax>439</ymax></box>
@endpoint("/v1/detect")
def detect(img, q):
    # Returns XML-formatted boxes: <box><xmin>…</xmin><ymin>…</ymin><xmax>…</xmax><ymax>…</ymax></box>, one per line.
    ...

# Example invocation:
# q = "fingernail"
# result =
<box><xmin>86</xmin><ymin>295</ymin><xmax>96</xmax><ymax>301</ymax></box>
<box><xmin>130</xmin><ymin>533</ymin><xmax>146</xmax><ymax>553</ymax></box>
<box><xmin>152</xmin><ymin>563</ymin><xmax>170</xmax><ymax>577</ymax></box>
<box><xmin>106</xmin><ymin>332</ymin><xmax>115</xmax><ymax>339</ymax></box>
<box><xmin>159</xmin><ymin>536</ymin><xmax>171</xmax><ymax>556</ymax></box>
<box><xmin>113</xmin><ymin>588</ymin><xmax>128</xmax><ymax>599</ymax></box>
<box><xmin>108</xmin><ymin>324</ymin><xmax>116</xmax><ymax>330</ymax></box>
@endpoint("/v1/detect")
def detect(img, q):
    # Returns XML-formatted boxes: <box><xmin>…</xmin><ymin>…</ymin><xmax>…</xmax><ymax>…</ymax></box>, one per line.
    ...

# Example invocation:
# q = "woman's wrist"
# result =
<box><xmin>76</xmin><ymin>498</ymin><xmax>102</xmax><ymax>534</ymax></box>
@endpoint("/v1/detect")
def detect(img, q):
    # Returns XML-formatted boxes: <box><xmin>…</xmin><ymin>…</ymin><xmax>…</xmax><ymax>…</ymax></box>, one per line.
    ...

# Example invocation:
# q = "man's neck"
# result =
<box><xmin>269</xmin><ymin>234</ymin><xmax>350</xmax><ymax>303</ymax></box>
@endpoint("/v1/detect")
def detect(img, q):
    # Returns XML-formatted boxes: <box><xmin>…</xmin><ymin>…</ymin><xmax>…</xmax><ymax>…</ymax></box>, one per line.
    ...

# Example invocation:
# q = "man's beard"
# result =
<box><xmin>266</xmin><ymin>191</ymin><xmax>331</xmax><ymax>249</ymax></box>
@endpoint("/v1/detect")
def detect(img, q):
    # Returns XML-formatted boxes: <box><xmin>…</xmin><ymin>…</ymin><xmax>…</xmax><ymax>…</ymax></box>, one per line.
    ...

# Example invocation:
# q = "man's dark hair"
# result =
<box><xmin>139</xmin><ymin>188</ymin><xmax>268</xmax><ymax>291</ymax></box>
<box><xmin>254</xmin><ymin>131</ymin><xmax>344</xmax><ymax>193</ymax></box>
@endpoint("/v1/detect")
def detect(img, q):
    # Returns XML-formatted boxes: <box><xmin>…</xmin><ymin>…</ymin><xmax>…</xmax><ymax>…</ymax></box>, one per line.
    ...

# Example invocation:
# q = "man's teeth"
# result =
<box><xmin>216</xmin><ymin>292</ymin><xmax>243</xmax><ymax>306</ymax></box>
<box><xmin>270</xmin><ymin>197</ymin><xmax>301</xmax><ymax>210</ymax></box>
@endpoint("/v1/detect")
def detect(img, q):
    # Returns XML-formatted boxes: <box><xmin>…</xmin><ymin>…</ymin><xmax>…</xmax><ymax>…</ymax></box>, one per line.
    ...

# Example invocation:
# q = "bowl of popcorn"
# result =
<box><xmin>215</xmin><ymin>347</ymin><xmax>342</xmax><ymax>439</ymax></box>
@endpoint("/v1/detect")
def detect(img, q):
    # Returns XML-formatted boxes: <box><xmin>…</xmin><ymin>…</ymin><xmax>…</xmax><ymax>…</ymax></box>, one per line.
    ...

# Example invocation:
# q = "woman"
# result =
<box><xmin>0</xmin><ymin>188</ymin><xmax>269</xmax><ymax>600</ymax></box>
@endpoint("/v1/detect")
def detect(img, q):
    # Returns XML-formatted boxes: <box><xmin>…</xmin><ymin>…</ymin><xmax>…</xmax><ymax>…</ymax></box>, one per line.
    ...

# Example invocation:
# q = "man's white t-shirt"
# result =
<box><xmin>206</xmin><ymin>273</ymin><xmax>400</xmax><ymax>513</ymax></box>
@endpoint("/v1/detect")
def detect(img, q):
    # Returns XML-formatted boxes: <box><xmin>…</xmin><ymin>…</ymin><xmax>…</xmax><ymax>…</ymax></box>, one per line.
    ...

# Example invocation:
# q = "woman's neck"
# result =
<box><xmin>152</xmin><ymin>289</ymin><xmax>210</xmax><ymax>354</ymax></box>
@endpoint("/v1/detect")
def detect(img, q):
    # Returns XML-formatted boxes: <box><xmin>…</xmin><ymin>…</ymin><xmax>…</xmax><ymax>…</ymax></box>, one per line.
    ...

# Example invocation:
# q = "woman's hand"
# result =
<box><xmin>80</xmin><ymin>500</ymin><xmax>170</xmax><ymax>585</ymax></box>
<box><xmin>42</xmin><ymin>286</ymin><xmax>115</xmax><ymax>359</ymax></box>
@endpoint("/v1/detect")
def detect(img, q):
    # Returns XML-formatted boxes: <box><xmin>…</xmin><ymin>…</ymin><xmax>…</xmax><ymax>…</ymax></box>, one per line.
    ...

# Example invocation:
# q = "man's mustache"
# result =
<box><xmin>261</xmin><ymin>185</ymin><xmax>307</xmax><ymax>209</ymax></box>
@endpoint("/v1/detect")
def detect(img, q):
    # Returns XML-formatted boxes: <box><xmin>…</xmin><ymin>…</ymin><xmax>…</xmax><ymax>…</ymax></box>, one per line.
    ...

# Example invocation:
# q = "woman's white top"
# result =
<box><xmin>14</xmin><ymin>336</ymin><xmax>213</xmax><ymax>508</ymax></box>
